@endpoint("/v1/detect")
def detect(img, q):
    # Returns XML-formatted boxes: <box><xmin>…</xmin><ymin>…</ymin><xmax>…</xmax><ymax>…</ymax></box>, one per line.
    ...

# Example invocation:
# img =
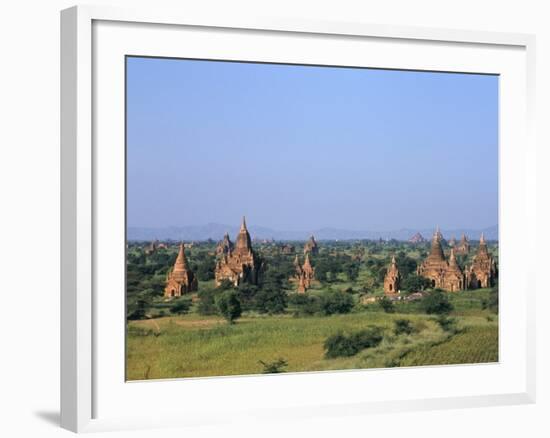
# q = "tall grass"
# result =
<box><xmin>398</xmin><ymin>325</ymin><xmax>498</xmax><ymax>366</ymax></box>
<box><xmin>126</xmin><ymin>310</ymin><xmax>497</xmax><ymax>380</ymax></box>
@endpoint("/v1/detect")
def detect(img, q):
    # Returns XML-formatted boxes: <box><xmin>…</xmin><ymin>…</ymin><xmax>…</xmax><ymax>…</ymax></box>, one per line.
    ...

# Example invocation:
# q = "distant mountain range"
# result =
<box><xmin>127</xmin><ymin>223</ymin><xmax>498</xmax><ymax>242</ymax></box>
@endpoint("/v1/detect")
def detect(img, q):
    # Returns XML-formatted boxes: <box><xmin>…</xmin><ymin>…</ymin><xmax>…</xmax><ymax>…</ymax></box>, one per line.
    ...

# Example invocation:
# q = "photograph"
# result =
<box><xmin>125</xmin><ymin>56</ymin><xmax>499</xmax><ymax>380</ymax></box>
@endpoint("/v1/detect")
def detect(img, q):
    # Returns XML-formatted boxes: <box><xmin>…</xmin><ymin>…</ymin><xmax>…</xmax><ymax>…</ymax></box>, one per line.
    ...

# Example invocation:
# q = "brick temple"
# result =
<box><xmin>384</xmin><ymin>255</ymin><xmax>401</xmax><ymax>295</ymax></box>
<box><xmin>417</xmin><ymin>228</ymin><xmax>497</xmax><ymax>292</ymax></box>
<box><xmin>294</xmin><ymin>253</ymin><xmax>315</xmax><ymax>293</ymax></box>
<box><xmin>164</xmin><ymin>243</ymin><xmax>198</xmax><ymax>297</ymax></box>
<box><xmin>214</xmin><ymin>217</ymin><xmax>259</xmax><ymax>286</ymax></box>
<box><xmin>303</xmin><ymin>235</ymin><xmax>319</xmax><ymax>255</ymax></box>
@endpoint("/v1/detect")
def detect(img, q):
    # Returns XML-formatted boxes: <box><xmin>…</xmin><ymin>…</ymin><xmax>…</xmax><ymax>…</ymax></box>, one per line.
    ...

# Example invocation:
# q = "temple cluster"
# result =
<box><xmin>161</xmin><ymin>220</ymin><xmax>497</xmax><ymax>299</ymax></box>
<box><xmin>214</xmin><ymin>217</ymin><xmax>260</xmax><ymax>287</ymax></box>
<box><xmin>384</xmin><ymin>228</ymin><xmax>497</xmax><ymax>294</ymax></box>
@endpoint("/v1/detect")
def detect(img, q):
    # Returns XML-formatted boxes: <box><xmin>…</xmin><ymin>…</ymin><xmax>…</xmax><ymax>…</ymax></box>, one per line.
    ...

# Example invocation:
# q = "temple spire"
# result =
<box><xmin>304</xmin><ymin>252</ymin><xmax>312</xmax><ymax>269</ymax></box>
<box><xmin>164</xmin><ymin>242</ymin><xmax>198</xmax><ymax>297</ymax></box>
<box><xmin>235</xmin><ymin>215</ymin><xmax>252</xmax><ymax>253</ymax></box>
<box><xmin>449</xmin><ymin>248</ymin><xmax>458</xmax><ymax>267</ymax></box>
<box><xmin>174</xmin><ymin>242</ymin><xmax>188</xmax><ymax>269</ymax></box>
<box><xmin>429</xmin><ymin>227</ymin><xmax>445</xmax><ymax>260</ymax></box>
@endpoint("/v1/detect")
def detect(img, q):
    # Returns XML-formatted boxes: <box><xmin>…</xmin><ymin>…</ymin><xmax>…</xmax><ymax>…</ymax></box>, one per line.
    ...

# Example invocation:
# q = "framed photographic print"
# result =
<box><xmin>61</xmin><ymin>5</ymin><xmax>536</xmax><ymax>433</ymax></box>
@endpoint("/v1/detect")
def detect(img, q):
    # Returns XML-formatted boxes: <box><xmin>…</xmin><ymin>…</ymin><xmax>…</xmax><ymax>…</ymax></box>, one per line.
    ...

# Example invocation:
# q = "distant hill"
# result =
<box><xmin>127</xmin><ymin>223</ymin><xmax>498</xmax><ymax>242</ymax></box>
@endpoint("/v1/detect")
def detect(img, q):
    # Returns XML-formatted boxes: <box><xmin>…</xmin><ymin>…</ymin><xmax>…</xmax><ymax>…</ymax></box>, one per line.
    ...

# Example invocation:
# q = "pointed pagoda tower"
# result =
<box><xmin>417</xmin><ymin>227</ymin><xmax>467</xmax><ymax>292</ymax></box>
<box><xmin>294</xmin><ymin>254</ymin><xmax>302</xmax><ymax>275</ymax></box>
<box><xmin>295</xmin><ymin>253</ymin><xmax>315</xmax><ymax>293</ymax></box>
<box><xmin>427</xmin><ymin>227</ymin><xmax>446</xmax><ymax>263</ymax></box>
<box><xmin>214</xmin><ymin>216</ymin><xmax>259</xmax><ymax>287</ymax></box>
<box><xmin>417</xmin><ymin>227</ymin><xmax>450</xmax><ymax>289</ymax></box>
<box><xmin>455</xmin><ymin>233</ymin><xmax>470</xmax><ymax>255</ymax></box>
<box><xmin>449</xmin><ymin>235</ymin><xmax>457</xmax><ymax>247</ymax></box>
<box><xmin>444</xmin><ymin>248</ymin><xmax>465</xmax><ymax>292</ymax></box>
<box><xmin>216</xmin><ymin>232</ymin><xmax>234</xmax><ymax>255</ymax></box>
<box><xmin>384</xmin><ymin>255</ymin><xmax>401</xmax><ymax>295</ymax></box>
<box><xmin>164</xmin><ymin>243</ymin><xmax>198</xmax><ymax>297</ymax></box>
<box><xmin>467</xmin><ymin>233</ymin><xmax>497</xmax><ymax>288</ymax></box>
<box><xmin>303</xmin><ymin>235</ymin><xmax>319</xmax><ymax>255</ymax></box>
<box><xmin>235</xmin><ymin>216</ymin><xmax>252</xmax><ymax>255</ymax></box>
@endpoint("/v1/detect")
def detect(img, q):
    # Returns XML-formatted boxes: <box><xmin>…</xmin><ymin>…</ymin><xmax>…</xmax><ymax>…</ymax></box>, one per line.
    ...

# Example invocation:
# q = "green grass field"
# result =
<box><xmin>126</xmin><ymin>240</ymin><xmax>498</xmax><ymax>381</ymax></box>
<box><xmin>126</xmin><ymin>301</ymin><xmax>498</xmax><ymax>380</ymax></box>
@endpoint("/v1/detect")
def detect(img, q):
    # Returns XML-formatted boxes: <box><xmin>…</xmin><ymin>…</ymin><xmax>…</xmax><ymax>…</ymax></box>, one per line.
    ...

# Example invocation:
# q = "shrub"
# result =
<box><xmin>127</xmin><ymin>326</ymin><xmax>159</xmax><ymax>337</ymax></box>
<box><xmin>482</xmin><ymin>288</ymin><xmax>499</xmax><ymax>313</ymax></box>
<box><xmin>324</xmin><ymin>327</ymin><xmax>384</xmax><ymax>358</ymax></box>
<box><xmin>259</xmin><ymin>358</ymin><xmax>288</xmax><ymax>374</ymax></box>
<box><xmin>169</xmin><ymin>298</ymin><xmax>192</xmax><ymax>315</ymax></box>
<box><xmin>421</xmin><ymin>289</ymin><xmax>453</xmax><ymax>315</ymax></box>
<box><xmin>127</xmin><ymin>298</ymin><xmax>150</xmax><ymax>320</ymax></box>
<box><xmin>235</xmin><ymin>283</ymin><xmax>259</xmax><ymax>311</ymax></box>
<box><xmin>378</xmin><ymin>296</ymin><xmax>395</xmax><ymax>313</ymax></box>
<box><xmin>254</xmin><ymin>287</ymin><xmax>288</xmax><ymax>314</ymax></box>
<box><xmin>254</xmin><ymin>266</ymin><xmax>289</xmax><ymax>314</ymax></box>
<box><xmin>216</xmin><ymin>290</ymin><xmax>242</xmax><ymax>324</ymax></box>
<box><xmin>394</xmin><ymin>318</ymin><xmax>415</xmax><ymax>335</ymax></box>
<box><xmin>196</xmin><ymin>257</ymin><xmax>216</xmax><ymax>281</ymax></box>
<box><xmin>288</xmin><ymin>294</ymin><xmax>320</xmax><ymax>316</ymax></box>
<box><xmin>434</xmin><ymin>315</ymin><xmax>458</xmax><ymax>333</ymax></box>
<box><xmin>402</xmin><ymin>274</ymin><xmax>432</xmax><ymax>292</ymax></box>
<box><xmin>319</xmin><ymin>290</ymin><xmax>354</xmax><ymax>315</ymax></box>
<box><xmin>197</xmin><ymin>288</ymin><xmax>218</xmax><ymax>315</ymax></box>
<box><xmin>324</xmin><ymin>333</ymin><xmax>357</xmax><ymax>358</ymax></box>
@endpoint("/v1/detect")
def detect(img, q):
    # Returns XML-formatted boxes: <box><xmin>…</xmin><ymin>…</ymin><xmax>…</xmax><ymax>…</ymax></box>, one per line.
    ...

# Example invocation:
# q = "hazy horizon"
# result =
<box><xmin>128</xmin><ymin>221</ymin><xmax>498</xmax><ymax>233</ymax></box>
<box><xmin>127</xmin><ymin>57</ymin><xmax>498</xmax><ymax>231</ymax></box>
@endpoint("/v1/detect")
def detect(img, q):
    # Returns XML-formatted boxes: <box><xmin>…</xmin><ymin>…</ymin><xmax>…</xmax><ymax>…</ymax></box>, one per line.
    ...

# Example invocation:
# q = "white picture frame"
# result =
<box><xmin>60</xmin><ymin>4</ymin><xmax>537</xmax><ymax>433</ymax></box>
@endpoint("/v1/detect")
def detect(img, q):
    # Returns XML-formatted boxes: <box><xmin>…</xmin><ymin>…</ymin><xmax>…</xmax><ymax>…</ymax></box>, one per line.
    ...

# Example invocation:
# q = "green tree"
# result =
<box><xmin>236</xmin><ymin>283</ymin><xmax>259</xmax><ymax>311</ymax></box>
<box><xmin>288</xmin><ymin>294</ymin><xmax>320</xmax><ymax>316</ymax></box>
<box><xmin>324</xmin><ymin>327</ymin><xmax>384</xmax><ymax>358</ymax></box>
<box><xmin>421</xmin><ymin>289</ymin><xmax>453</xmax><ymax>315</ymax></box>
<box><xmin>395</xmin><ymin>253</ymin><xmax>417</xmax><ymax>278</ymax></box>
<box><xmin>127</xmin><ymin>298</ymin><xmax>150</xmax><ymax>320</ymax></box>
<box><xmin>197</xmin><ymin>288</ymin><xmax>218</xmax><ymax>315</ymax></box>
<box><xmin>255</xmin><ymin>266</ymin><xmax>288</xmax><ymax>314</ymax></box>
<box><xmin>394</xmin><ymin>318</ymin><xmax>414</xmax><ymax>335</ymax></box>
<box><xmin>344</xmin><ymin>262</ymin><xmax>360</xmax><ymax>281</ymax></box>
<box><xmin>482</xmin><ymin>287</ymin><xmax>499</xmax><ymax>313</ymax></box>
<box><xmin>378</xmin><ymin>296</ymin><xmax>395</xmax><ymax>313</ymax></box>
<box><xmin>319</xmin><ymin>290</ymin><xmax>354</xmax><ymax>315</ymax></box>
<box><xmin>196</xmin><ymin>257</ymin><xmax>216</xmax><ymax>281</ymax></box>
<box><xmin>402</xmin><ymin>274</ymin><xmax>432</xmax><ymax>292</ymax></box>
<box><xmin>434</xmin><ymin>314</ymin><xmax>458</xmax><ymax>333</ymax></box>
<box><xmin>169</xmin><ymin>298</ymin><xmax>192</xmax><ymax>315</ymax></box>
<box><xmin>216</xmin><ymin>290</ymin><xmax>242</xmax><ymax>324</ymax></box>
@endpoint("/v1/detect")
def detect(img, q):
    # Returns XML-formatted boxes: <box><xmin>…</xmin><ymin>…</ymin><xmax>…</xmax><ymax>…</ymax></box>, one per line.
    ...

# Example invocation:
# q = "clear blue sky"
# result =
<box><xmin>127</xmin><ymin>57</ymin><xmax>498</xmax><ymax>231</ymax></box>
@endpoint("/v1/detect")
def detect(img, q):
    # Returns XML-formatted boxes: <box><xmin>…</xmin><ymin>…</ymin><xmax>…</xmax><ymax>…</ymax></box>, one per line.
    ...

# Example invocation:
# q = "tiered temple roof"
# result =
<box><xmin>455</xmin><ymin>233</ymin><xmax>470</xmax><ymax>255</ymax></box>
<box><xmin>294</xmin><ymin>253</ymin><xmax>315</xmax><ymax>293</ymax></box>
<box><xmin>418</xmin><ymin>229</ymin><xmax>497</xmax><ymax>292</ymax></box>
<box><xmin>164</xmin><ymin>243</ymin><xmax>198</xmax><ymax>297</ymax></box>
<box><xmin>216</xmin><ymin>232</ymin><xmax>234</xmax><ymax>255</ymax></box>
<box><xmin>417</xmin><ymin>228</ymin><xmax>464</xmax><ymax>292</ymax></box>
<box><xmin>466</xmin><ymin>233</ymin><xmax>497</xmax><ymax>288</ymax></box>
<box><xmin>304</xmin><ymin>235</ymin><xmax>319</xmax><ymax>255</ymax></box>
<box><xmin>384</xmin><ymin>255</ymin><xmax>401</xmax><ymax>295</ymax></box>
<box><xmin>214</xmin><ymin>217</ymin><xmax>259</xmax><ymax>287</ymax></box>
